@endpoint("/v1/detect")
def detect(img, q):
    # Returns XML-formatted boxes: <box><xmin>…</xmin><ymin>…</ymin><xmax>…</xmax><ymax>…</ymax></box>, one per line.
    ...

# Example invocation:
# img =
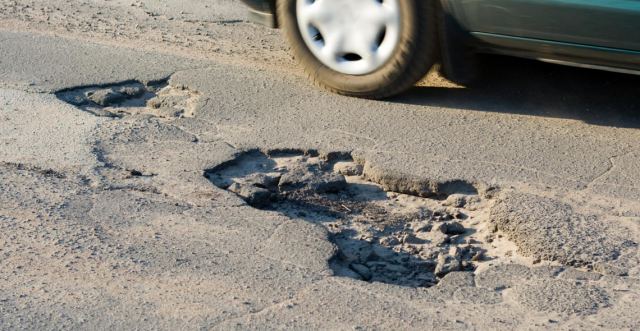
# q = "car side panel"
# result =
<box><xmin>472</xmin><ymin>32</ymin><xmax>640</xmax><ymax>72</ymax></box>
<box><xmin>448</xmin><ymin>0</ymin><xmax>640</xmax><ymax>51</ymax></box>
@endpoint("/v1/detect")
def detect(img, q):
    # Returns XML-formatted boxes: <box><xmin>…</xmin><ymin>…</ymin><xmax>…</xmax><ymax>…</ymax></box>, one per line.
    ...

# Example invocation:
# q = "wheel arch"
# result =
<box><xmin>436</xmin><ymin>0</ymin><xmax>480</xmax><ymax>85</ymax></box>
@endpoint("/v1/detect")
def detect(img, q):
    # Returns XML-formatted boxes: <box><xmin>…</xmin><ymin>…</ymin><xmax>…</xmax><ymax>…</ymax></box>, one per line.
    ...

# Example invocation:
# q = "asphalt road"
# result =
<box><xmin>1</xmin><ymin>1</ymin><xmax>639</xmax><ymax>330</ymax></box>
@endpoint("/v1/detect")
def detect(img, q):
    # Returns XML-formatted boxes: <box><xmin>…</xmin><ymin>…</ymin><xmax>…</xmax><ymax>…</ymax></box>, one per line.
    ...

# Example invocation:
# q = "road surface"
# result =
<box><xmin>1</xmin><ymin>0</ymin><xmax>639</xmax><ymax>329</ymax></box>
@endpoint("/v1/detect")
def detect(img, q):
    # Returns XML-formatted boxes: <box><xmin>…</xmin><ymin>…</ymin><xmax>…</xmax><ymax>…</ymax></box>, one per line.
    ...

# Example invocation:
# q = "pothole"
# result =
<box><xmin>56</xmin><ymin>80</ymin><xmax>201</xmax><ymax>118</ymax></box>
<box><xmin>206</xmin><ymin>150</ymin><xmax>508</xmax><ymax>288</ymax></box>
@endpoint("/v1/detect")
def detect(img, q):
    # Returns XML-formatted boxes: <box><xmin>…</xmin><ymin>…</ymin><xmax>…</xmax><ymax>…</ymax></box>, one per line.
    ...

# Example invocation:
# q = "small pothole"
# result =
<box><xmin>56</xmin><ymin>80</ymin><xmax>201</xmax><ymax>118</ymax></box>
<box><xmin>206</xmin><ymin>150</ymin><xmax>500</xmax><ymax>288</ymax></box>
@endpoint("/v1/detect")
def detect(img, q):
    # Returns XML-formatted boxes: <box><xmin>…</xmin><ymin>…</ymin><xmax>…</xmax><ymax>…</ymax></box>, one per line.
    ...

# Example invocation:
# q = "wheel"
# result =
<box><xmin>277</xmin><ymin>0</ymin><xmax>439</xmax><ymax>99</ymax></box>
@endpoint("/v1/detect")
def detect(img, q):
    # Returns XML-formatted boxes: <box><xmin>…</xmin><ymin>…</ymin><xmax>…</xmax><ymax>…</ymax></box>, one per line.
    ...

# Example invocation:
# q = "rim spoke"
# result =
<box><xmin>298</xmin><ymin>0</ymin><xmax>328</xmax><ymax>27</ymax></box>
<box><xmin>371</xmin><ymin>3</ymin><xmax>400</xmax><ymax>27</ymax></box>
<box><xmin>321</xmin><ymin>31</ymin><xmax>345</xmax><ymax>62</ymax></box>
<box><xmin>359</xmin><ymin>27</ymin><xmax>383</xmax><ymax>53</ymax></box>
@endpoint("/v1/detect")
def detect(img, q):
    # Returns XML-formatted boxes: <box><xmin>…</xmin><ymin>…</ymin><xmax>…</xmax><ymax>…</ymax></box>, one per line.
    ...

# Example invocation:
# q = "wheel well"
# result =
<box><xmin>436</xmin><ymin>0</ymin><xmax>479</xmax><ymax>84</ymax></box>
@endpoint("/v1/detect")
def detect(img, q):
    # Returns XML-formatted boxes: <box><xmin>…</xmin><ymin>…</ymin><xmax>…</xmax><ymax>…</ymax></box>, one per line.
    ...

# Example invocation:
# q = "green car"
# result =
<box><xmin>241</xmin><ymin>0</ymin><xmax>640</xmax><ymax>98</ymax></box>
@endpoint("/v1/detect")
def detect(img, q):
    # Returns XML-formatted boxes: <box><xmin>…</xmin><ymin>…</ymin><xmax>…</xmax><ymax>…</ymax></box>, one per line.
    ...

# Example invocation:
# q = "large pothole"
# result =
<box><xmin>56</xmin><ymin>79</ymin><xmax>201</xmax><ymax>118</ymax></box>
<box><xmin>206</xmin><ymin>150</ymin><xmax>507</xmax><ymax>287</ymax></box>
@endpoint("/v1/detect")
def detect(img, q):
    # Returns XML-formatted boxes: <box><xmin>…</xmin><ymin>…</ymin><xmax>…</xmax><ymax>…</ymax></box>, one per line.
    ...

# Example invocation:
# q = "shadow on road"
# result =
<box><xmin>396</xmin><ymin>56</ymin><xmax>640</xmax><ymax>128</ymax></box>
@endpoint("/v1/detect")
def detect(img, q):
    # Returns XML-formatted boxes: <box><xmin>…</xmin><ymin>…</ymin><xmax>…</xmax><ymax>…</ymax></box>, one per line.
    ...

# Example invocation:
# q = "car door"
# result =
<box><xmin>453</xmin><ymin>0</ymin><xmax>640</xmax><ymax>51</ymax></box>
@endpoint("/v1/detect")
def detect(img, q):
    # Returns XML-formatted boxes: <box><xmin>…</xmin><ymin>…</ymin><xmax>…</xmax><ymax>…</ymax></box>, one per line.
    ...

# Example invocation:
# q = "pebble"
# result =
<box><xmin>240</xmin><ymin>172</ymin><xmax>281</xmax><ymax>189</ymax></box>
<box><xmin>435</xmin><ymin>253</ymin><xmax>462</xmax><ymax>277</ymax></box>
<box><xmin>445</xmin><ymin>221</ymin><xmax>466</xmax><ymax>235</ymax></box>
<box><xmin>371</xmin><ymin>244</ymin><xmax>397</xmax><ymax>260</ymax></box>
<box><xmin>417</xmin><ymin>230</ymin><xmax>450</xmax><ymax>247</ymax></box>
<box><xmin>86</xmin><ymin>88</ymin><xmax>126</xmax><ymax>106</ymax></box>
<box><xmin>409</xmin><ymin>220</ymin><xmax>431</xmax><ymax>233</ymax></box>
<box><xmin>432</xmin><ymin>221</ymin><xmax>466</xmax><ymax>235</ymax></box>
<box><xmin>333</xmin><ymin>162</ymin><xmax>364</xmax><ymax>176</ymax></box>
<box><xmin>443</xmin><ymin>194</ymin><xmax>468</xmax><ymax>208</ymax></box>
<box><xmin>350</xmin><ymin>263</ymin><xmax>372</xmax><ymax>280</ymax></box>
<box><xmin>228</xmin><ymin>182</ymin><xmax>272</xmax><ymax>207</ymax></box>
<box><xmin>336</xmin><ymin>239</ymin><xmax>372</xmax><ymax>263</ymax></box>
<box><xmin>118</xmin><ymin>85</ymin><xmax>145</xmax><ymax>97</ymax></box>
<box><xmin>400</xmin><ymin>233</ymin><xmax>425</xmax><ymax>245</ymax></box>
<box><xmin>314</xmin><ymin>172</ymin><xmax>348</xmax><ymax>193</ymax></box>
<box><xmin>279</xmin><ymin>167</ymin><xmax>347</xmax><ymax>193</ymax></box>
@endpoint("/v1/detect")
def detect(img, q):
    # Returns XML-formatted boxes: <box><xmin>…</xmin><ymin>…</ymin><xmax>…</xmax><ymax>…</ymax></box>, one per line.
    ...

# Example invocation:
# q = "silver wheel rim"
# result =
<box><xmin>296</xmin><ymin>0</ymin><xmax>402</xmax><ymax>75</ymax></box>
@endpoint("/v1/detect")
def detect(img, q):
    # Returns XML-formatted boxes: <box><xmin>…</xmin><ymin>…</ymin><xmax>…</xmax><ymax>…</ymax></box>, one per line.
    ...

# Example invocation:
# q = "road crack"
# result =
<box><xmin>585</xmin><ymin>150</ymin><xmax>635</xmax><ymax>190</ymax></box>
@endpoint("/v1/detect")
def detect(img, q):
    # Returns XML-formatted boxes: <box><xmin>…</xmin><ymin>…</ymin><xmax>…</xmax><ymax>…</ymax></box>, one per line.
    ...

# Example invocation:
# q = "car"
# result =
<box><xmin>240</xmin><ymin>0</ymin><xmax>640</xmax><ymax>98</ymax></box>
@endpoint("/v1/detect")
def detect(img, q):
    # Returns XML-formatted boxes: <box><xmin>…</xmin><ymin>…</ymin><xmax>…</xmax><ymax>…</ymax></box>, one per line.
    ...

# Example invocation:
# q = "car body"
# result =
<box><xmin>241</xmin><ymin>0</ymin><xmax>278</xmax><ymax>28</ymax></box>
<box><xmin>241</xmin><ymin>0</ymin><xmax>640</xmax><ymax>96</ymax></box>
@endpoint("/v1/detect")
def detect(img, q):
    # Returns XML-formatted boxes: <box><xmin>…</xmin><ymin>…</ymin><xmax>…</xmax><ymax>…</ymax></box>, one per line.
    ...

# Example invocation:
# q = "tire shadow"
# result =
<box><xmin>394</xmin><ymin>55</ymin><xmax>640</xmax><ymax>128</ymax></box>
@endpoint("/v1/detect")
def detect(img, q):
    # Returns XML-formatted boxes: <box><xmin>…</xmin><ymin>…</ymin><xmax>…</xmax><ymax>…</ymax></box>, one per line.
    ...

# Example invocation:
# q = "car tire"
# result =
<box><xmin>277</xmin><ymin>0</ymin><xmax>439</xmax><ymax>99</ymax></box>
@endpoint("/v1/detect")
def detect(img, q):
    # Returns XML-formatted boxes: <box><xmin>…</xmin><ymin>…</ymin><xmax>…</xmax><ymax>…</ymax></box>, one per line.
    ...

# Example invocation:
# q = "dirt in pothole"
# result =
<box><xmin>56</xmin><ymin>80</ymin><xmax>201</xmax><ymax>118</ymax></box>
<box><xmin>206</xmin><ymin>150</ymin><xmax>515</xmax><ymax>288</ymax></box>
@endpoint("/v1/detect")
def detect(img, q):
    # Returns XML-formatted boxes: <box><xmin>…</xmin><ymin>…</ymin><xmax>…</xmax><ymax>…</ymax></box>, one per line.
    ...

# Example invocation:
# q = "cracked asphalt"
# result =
<box><xmin>1</xmin><ymin>0</ymin><xmax>639</xmax><ymax>330</ymax></box>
